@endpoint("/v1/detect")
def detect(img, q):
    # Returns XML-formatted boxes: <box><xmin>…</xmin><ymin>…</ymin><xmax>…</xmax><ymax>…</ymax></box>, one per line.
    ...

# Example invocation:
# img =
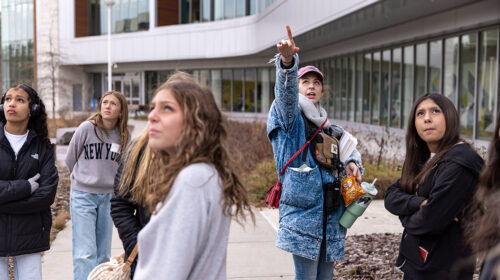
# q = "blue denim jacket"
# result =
<box><xmin>267</xmin><ymin>54</ymin><xmax>363</xmax><ymax>262</ymax></box>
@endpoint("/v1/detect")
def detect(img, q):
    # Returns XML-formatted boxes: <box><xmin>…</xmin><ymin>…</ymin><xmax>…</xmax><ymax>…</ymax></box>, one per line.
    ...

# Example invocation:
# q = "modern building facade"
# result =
<box><xmin>1</xmin><ymin>0</ymin><xmax>499</xmax><ymax>141</ymax></box>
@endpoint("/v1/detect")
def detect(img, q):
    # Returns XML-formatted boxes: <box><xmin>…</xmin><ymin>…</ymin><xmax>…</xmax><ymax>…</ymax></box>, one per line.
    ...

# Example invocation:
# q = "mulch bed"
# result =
<box><xmin>335</xmin><ymin>233</ymin><xmax>481</xmax><ymax>279</ymax></box>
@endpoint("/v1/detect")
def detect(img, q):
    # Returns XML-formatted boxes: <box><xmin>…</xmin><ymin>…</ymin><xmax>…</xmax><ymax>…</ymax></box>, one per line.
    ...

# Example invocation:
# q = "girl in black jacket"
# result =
<box><xmin>384</xmin><ymin>93</ymin><xmax>483</xmax><ymax>280</ymax></box>
<box><xmin>0</xmin><ymin>84</ymin><xmax>58</xmax><ymax>280</ymax></box>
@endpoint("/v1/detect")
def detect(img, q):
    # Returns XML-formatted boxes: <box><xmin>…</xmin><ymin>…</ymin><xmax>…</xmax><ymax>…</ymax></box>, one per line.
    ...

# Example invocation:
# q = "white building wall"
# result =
<box><xmin>57</xmin><ymin>0</ymin><xmax>378</xmax><ymax>65</ymax></box>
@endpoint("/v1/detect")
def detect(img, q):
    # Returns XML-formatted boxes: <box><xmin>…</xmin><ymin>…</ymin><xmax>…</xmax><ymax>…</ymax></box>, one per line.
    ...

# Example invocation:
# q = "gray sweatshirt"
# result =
<box><xmin>65</xmin><ymin>120</ymin><xmax>122</xmax><ymax>194</ymax></box>
<box><xmin>134</xmin><ymin>163</ymin><xmax>231</xmax><ymax>280</ymax></box>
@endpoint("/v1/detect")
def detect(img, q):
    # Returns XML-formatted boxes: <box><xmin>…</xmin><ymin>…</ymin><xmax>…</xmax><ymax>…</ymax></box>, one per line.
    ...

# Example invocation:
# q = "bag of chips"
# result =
<box><xmin>341</xmin><ymin>176</ymin><xmax>366</xmax><ymax>206</ymax></box>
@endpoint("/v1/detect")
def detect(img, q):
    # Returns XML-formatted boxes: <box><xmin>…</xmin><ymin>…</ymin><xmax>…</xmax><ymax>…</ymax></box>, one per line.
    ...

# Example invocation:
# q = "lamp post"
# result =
<box><xmin>104</xmin><ymin>1</ymin><xmax>115</xmax><ymax>91</ymax></box>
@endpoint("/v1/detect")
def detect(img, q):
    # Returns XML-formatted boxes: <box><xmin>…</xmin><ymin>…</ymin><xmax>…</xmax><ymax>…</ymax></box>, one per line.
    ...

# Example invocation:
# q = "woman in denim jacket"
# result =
<box><xmin>267</xmin><ymin>26</ymin><xmax>363</xmax><ymax>280</ymax></box>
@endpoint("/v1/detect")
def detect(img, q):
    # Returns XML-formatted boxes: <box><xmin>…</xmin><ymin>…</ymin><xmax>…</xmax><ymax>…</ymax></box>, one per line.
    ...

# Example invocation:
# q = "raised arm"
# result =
<box><xmin>272</xmin><ymin>26</ymin><xmax>301</xmax><ymax>132</ymax></box>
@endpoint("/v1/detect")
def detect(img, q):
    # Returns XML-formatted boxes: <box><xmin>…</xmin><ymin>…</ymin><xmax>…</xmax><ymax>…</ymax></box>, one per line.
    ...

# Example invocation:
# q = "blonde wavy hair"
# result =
<box><xmin>119</xmin><ymin>75</ymin><xmax>253</xmax><ymax>223</ymax></box>
<box><xmin>87</xmin><ymin>90</ymin><xmax>129</xmax><ymax>152</ymax></box>
<box><xmin>118</xmin><ymin>72</ymin><xmax>194</xmax><ymax>201</ymax></box>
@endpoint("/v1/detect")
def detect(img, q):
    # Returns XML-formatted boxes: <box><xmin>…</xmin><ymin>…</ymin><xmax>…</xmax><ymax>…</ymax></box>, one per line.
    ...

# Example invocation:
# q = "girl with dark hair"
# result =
<box><xmin>384</xmin><ymin>93</ymin><xmax>483</xmax><ymax>280</ymax></box>
<box><xmin>0</xmin><ymin>84</ymin><xmax>59</xmax><ymax>280</ymax></box>
<box><xmin>464</xmin><ymin>112</ymin><xmax>500</xmax><ymax>280</ymax></box>
<box><xmin>65</xmin><ymin>91</ymin><xmax>129</xmax><ymax>280</ymax></box>
<box><xmin>130</xmin><ymin>81</ymin><xmax>253</xmax><ymax>279</ymax></box>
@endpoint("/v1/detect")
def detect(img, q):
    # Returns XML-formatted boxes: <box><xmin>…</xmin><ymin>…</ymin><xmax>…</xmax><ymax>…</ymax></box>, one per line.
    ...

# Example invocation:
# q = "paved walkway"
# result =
<box><xmin>45</xmin><ymin>119</ymin><xmax>402</xmax><ymax>279</ymax></box>
<box><xmin>42</xmin><ymin>201</ymin><xmax>402</xmax><ymax>279</ymax></box>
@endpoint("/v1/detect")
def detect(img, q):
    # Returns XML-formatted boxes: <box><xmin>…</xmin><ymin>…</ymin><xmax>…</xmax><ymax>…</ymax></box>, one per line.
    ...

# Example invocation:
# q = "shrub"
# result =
<box><xmin>245</xmin><ymin>158</ymin><xmax>277</xmax><ymax>207</ymax></box>
<box><xmin>225</xmin><ymin>120</ymin><xmax>273</xmax><ymax>177</ymax></box>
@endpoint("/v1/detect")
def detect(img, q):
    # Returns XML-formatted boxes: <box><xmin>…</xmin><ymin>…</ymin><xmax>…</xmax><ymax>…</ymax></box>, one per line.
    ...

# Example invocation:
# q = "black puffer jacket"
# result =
<box><xmin>385</xmin><ymin>143</ymin><xmax>483</xmax><ymax>280</ymax></box>
<box><xmin>110</xmin><ymin>156</ymin><xmax>150</xmax><ymax>276</ymax></box>
<box><xmin>0</xmin><ymin>124</ymin><xmax>59</xmax><ymax>257</ymax></box>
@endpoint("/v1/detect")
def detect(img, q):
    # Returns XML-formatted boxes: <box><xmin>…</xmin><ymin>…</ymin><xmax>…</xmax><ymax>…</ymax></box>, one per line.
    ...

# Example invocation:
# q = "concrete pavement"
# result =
<box><xmin>42</xmin><ymin>202</ymin><xmax>402</xmax><ymax>279</ymax></box>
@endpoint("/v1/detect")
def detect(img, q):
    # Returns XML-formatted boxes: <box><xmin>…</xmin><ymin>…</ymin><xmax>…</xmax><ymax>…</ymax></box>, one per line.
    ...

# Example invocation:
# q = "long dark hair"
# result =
<box><xmin>464</xmin><ymin>113</ymin><xmax>500</xmax><ymax>254</ymax></box>
<box><xmin>400</xmin><ymin>93</ymin><xmax>461</xmax><ymax>193</ymax></box>
<box><xmin>1</xmin><ymin>84</ymin><xmax>52</xmax><ymax>148</ymax></box>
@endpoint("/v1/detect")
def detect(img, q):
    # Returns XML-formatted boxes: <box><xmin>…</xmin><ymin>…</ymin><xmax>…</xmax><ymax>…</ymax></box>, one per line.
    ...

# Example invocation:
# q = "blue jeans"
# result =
<box><xmin>292</xmin><ymin>241</ymin><xmax>334</xmax><ymax>280</ymax></box>
<box><xmin>70</xmin><ymin>189</ymin><xmax>113</xmax><ymax>280</ymax></box>
<box><xmin>0</xmin><ymin>253</ymin><xmax>42</xmax><ymax>280</ymax></box>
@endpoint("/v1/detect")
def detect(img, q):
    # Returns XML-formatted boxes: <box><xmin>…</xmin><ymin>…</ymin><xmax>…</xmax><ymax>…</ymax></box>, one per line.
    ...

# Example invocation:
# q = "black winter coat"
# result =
<box><xmin>385</xmin><ymin>143</ymin><xmax>483</xmax><ymax>280</ymax></box>
<box><xmin>110</xmin><ymin>156</ymin><xmax>150</xmax><ymax>276</ymax></box>
<box><xmin>0</xmin><ymin>124</ymin><xmax>59</xmax><ymax>256</ymax></box>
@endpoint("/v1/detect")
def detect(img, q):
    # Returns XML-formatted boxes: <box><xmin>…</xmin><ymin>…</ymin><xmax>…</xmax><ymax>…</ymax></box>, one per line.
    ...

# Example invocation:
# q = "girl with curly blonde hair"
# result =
<box><xmin>130</xmin><ymin>81</ymin><xmax>253</xmax><ymax>279</ymax></box>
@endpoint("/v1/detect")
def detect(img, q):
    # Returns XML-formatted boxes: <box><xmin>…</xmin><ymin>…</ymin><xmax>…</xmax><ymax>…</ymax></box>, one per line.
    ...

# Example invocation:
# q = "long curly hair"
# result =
<box><xmin>118</xmin><ymin>71</ymin><xmax>196</xmax><ymax>205</ymax></box>
<box><xmin>400</xmin><ymin>93</ymin><xmax>462</xmax><ymax>193</ymax></box>
<box><xmin>87</xmin><ymin>91</ymin><xmax>129</xmax><ymax>153</ymax></box>
<box><xmin>1</xmin><ymin>84</ymin><xmax>52</xmax><ymax>148</ymax></box>
<box><xmin>464</xmin><ymin>113</ymin><xmax>500</xmax><ymax>255</ymax></box>
<box><xmin>122</xmin><ymin>81</ymin><xmax>253</xmax><ymax>223</ymax></box>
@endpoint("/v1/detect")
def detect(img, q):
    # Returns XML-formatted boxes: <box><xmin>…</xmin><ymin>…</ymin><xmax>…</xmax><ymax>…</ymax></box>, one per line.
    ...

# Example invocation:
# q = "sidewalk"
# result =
<box><xmin>42</xmin><ymin>202</ymin><xmax>401</xmax><ymax>279</ymax></box>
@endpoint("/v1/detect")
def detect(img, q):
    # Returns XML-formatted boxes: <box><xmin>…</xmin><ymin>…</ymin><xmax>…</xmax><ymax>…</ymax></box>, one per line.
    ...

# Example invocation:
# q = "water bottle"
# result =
<box><xmin>339</xmin><ymin>180</ymin><xmax>378</xmax><ymax>228</ymax></box>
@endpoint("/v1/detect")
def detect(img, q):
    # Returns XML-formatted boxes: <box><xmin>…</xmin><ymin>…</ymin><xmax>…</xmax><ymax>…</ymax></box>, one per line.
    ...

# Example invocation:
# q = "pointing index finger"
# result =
<box><xmin>286</xmin><ymin>25</ymin><xmax>294</xmax><ymax>45</ymax></box>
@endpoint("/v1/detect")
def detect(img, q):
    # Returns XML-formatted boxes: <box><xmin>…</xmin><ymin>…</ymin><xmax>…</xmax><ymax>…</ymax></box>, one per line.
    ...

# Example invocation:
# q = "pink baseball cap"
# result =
<box><xmin>298</xmin><ymin>65</ymin><xmax>324</xmax><ymax>83</ymax></box>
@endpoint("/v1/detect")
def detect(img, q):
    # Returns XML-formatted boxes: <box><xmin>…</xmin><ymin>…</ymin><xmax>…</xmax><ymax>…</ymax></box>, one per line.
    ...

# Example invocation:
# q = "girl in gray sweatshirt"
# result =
<box><xmin>65</xmin><ymin>91</ymin><xmax>129</xmax><ymax>280</ymax></box>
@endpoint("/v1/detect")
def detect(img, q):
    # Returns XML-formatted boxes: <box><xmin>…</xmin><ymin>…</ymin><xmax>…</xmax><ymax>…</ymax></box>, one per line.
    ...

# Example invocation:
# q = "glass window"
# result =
<box><xmin>249</xmin><ymin>0</ymin><xmax>257</xmax><ymax>15</ymax></box>
<box><xmin>372</xmin><ymin>52</ymin><xmax>380</xmax><ymax>125</ymax></box>
<box><xmin>348</xmin><ymin>56</ymin><xmax>356</xmax><ymax>122</ymax></box>
<box><xmin>221</xmin><ymin>69</ymin><xmax>232</xmax><ymax>111</ymax></box>
<box><xmin>245</xmin><ymin>69</ymin><xmax>256</xmax><ymax>112</ymax></box>
<box><xmin>202</xmin><ymin>0</ymin><xmax>211</xmax><ymax>21</ymax></box>
<box><xmin>415</xmin><ymin>43</ymin><xmax>427</xmax><ymax>97</ymax></box>
<box><xmin>192</xmin><ymin>0</ymin><xmax>201</xmax><ymax>22</ymax></box>
<box><xmin>327</xmin><ymin>59</ymin><xmax>335</xmax><ymax>116</ymax></box>
<box><xmin>356</xmin><ymin>55</ymin><xmax>363</xmax><ymax>122</ymax></box>
<box><xmin>381</xmin><ymin>50</ymin><xmax>390</xmax><ymax>126</ymax></box>
<box><xmin>236</xmin><ymin>0</ymin><xmax>245</xmax><ymax>17</ymax></box>
<box><xmin>460</xmin><ymin>33</ymin><xmax>477</xmax><ymax>136</ymax></box>
<box><xmin>257</xmin><ymin>68</ymin><xmax>271</xmax><ymax>113</ymax></box>
<box><xmin>477</xmin><ymin>30</ymin><xmax>498</xmax><ymax>139</ymax></box>
<box><xmin>199</xmin><ymin>70</ymin><xmax>210</xmax><ymax>87</ymax></box>
<box><xmin>444</xmin><ymin>37</ymin><xmax>459</xmax><ymax>106</ymax></box>
<box><xmin>391</xmin><ymin>48</ymin><xmax>402</xmax><ymax>128</ymax></box>
<box><xmin>98</xmin><ymin>0</ymin><xmax>149</xmax><ymax>35</ymax></box>
<box><xmin>211</xmin><ymin>70</ymin><xmax>222</xmax><ymax>108</ymax></box>
<box><xmin>1</xmin><ymin>0</ymin><xmax>35</xmax><ymax>92</ymax></box>
<box><xmin>334</xmin><ymin>59</ymin><xmax>342</xmax><ymax>119</ymax></box>
<box><xmin>269</xmin><ymin>67</ymin><xmax>276</xmax><ymax>111</ymax></box>
<box><xmin>403</xmin><ymin>45</ymin><xmax>414</xmax><ymax>129</ymax></box>
<box><xmin>233</xmin><ymin>69</ymin><xmax>244</xmax><ymax>111</ymax></box>
<box><xmin>341</xmin><ymin>57</ymin><xmax>348</xmax><ymax>120</ymax></box>
<box><xmin>363</xmin><ymin>53</ymin><xmax>371</xmax><ymax>124</ymax></box>
<box><xmin>224</xmin><ymin>0</ymin><xmax>235</xmax><ymax>19</ymax></box>
<box><xmin>214</xmin><ymin>0</ymin><xmax>224</xmax><ymax>20</ymax></box>
<box><xmin>429</xmin><ymin>40</ymin><xmax>442</xmax><ymax>92</ymax></box>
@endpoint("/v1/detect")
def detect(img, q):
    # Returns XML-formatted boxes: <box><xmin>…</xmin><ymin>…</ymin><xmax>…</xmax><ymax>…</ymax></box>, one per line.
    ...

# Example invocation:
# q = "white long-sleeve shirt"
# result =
<box><xmin>134</xmin><ymin>163</ymin><xmax>231</xmax><ymax>280</ymax></box>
